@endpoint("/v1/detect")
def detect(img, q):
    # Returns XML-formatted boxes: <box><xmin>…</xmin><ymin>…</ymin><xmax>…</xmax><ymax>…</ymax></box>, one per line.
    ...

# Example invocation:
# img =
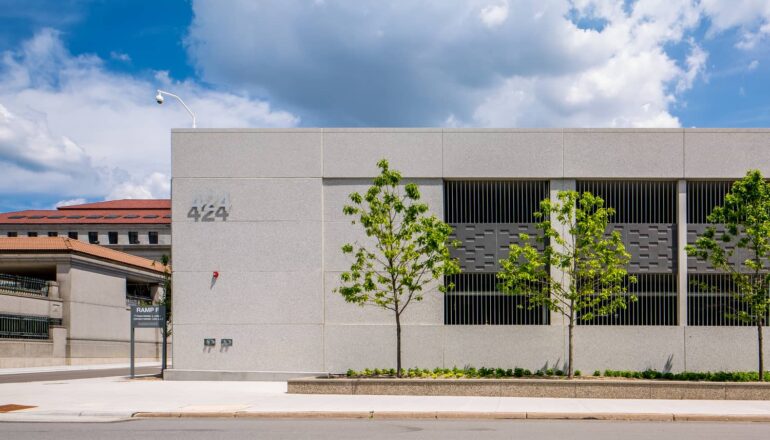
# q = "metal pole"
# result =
<box><xmin>130</xmin><ymin>326</ymin><xmax>135</xmax><ymax>379</ymax></box>
<box><xmin>161</xmin><ymin>324</ymin><xmax>168</xmax><ymax>372</ymax></box>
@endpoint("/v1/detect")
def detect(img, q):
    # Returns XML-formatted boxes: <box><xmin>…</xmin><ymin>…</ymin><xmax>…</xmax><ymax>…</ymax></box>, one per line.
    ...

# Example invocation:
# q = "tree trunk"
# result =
<box><xmin>395</xmin><ymin>311</ymin><xmax>402</xmax><ymax>378</ymax></box>
<box><xmin>567</xmin><ymin>316</ymin><xmax>575</xmax><ymax>379</ymax></box>
<box><xmin>759</xmin><ymin>323</ymin><xmax>765</xmax><ymax>382</ymax></box>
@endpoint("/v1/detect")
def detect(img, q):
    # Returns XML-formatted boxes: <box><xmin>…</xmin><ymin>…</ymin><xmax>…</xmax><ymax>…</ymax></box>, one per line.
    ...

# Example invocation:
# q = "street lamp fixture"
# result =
<box><xmin>155</xmin><ymin>89</ymin><xmax>196</xmax><ymax>128</ymax></box>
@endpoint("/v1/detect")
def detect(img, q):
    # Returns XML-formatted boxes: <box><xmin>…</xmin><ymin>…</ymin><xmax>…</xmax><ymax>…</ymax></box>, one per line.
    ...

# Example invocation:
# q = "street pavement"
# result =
<box><xmin>3</xmin><ymin>419</ymin><xmax>770</xmax><ymax>439</ymax></box>
<box><xmin>0</xmin><ymin>376</ymin><xmax>769</xmax><ymax>423</ymax></box>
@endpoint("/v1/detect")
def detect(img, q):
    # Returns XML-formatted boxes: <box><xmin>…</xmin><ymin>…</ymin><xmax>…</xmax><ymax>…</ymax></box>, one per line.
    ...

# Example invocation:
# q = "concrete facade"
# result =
<box><xmin>169</xmin><ymin>128</ymin><xmax>770</xmax><ymax>380</ymax></box>
<box><xmin>0</xmin><ymin>246</ymin><xmax>167</xmax><ymax>368</ymax></box>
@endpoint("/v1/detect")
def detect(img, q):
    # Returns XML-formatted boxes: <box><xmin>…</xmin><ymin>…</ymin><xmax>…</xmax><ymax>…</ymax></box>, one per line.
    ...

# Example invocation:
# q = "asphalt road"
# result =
<box><xmin>0</xmin><ymin>366</ymin><xmax>161</xmax><ymax>383</ymax></box>
<box><xmin>3</xmin><ymin>419</ymin><xmax>770</xmax><ymax>439</ymax></box>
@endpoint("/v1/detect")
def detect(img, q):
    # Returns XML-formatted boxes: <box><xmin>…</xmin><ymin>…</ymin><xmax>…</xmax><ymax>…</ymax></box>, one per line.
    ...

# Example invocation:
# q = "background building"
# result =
<box><xmin>168</xmin><ymin>128</ymin><xmax>770</xmax><ymax>380</ymax></box>
<box><xmin>0</xmin><ymin>237</ymin><xmax>167</xmax><ymax>367</ymax></box>
<box><xmin>0</xmin><ymin>200</ymin><xmax>171</xmax><ymax>262</ymax></box>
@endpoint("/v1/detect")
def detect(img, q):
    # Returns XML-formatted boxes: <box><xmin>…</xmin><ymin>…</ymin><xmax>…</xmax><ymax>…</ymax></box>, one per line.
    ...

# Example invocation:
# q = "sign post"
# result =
<box><xmin>130</xmin><ymin>305</ymin><xmax>166</xmax><ymax>379</ymax></box>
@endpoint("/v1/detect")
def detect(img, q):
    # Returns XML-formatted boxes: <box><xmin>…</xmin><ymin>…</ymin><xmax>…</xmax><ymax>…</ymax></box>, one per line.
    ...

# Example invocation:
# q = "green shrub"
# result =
<box><xmin>554</xmin><ymin>369</ymin><xmax>564</xmax><ymax>376</ymax></box>
<box><xmin>346</xmin><ymin>369</ymin><xmax>357</xmax><ymax>377</ymax></box>
<box><xmin>574</xmin><ymin>370</ymin><xmax>581</xmax><ymax>377</ymax></box>
<box><xmin>523</xmin><ymin>369</ymin><xmax>532</xmax><ymax>376</ymax></box>
<box><xmin>514</xmin><ymin>368</ymin><xmax>524</xmax><ymax>377</ymax></box>
<box><xmin>593</xmin><ymin>370</ymin><xmax>600</xmax><ymax>377</ymax></box>
<box><xmin>545</xmin><ymin>368</ymin><xmax>554</xmax><ymax>376</ymax></box>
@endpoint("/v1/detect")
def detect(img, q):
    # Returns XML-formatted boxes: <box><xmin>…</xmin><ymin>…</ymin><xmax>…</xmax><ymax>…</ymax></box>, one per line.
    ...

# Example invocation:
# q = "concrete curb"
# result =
<box><xmin>131</xmin><ymin>411</ymin><xmax>770</xmax><ymax>422</ymax></box>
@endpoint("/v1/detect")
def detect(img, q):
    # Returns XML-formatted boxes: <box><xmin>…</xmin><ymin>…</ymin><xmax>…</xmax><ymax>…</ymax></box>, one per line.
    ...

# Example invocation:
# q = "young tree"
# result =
<box><xmin>686</xmin><ymin>170</ymin><xmax>770</xmax><ymax>381</ymax></box>
<box><xmin>497</xmin><ymin>191</ymin><xmax>635</xmax><ymax>378</ymax></box>
<box><xmin>159</xmin><ymin>254</ymin><xmax>172</xmax><ymax>372</ymax></box>
<box><xmin>335</xmin><ymin>159</ymin><xmax>459</xmax><ymax>377</ymax></box>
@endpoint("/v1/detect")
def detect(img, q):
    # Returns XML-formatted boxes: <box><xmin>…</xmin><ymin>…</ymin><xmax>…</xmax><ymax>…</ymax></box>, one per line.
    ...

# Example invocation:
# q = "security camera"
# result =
<box><xmin>155</xmin><ymin>91</ymin><xmax>164</xmax><ymax>104</ymax></box>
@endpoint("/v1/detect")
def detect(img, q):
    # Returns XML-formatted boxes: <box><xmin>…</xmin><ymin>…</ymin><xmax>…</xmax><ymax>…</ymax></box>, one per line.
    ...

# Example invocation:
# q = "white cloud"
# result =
<box><xmin>186</xmin><ymin>0</ymin><xmax>715</xmax><ymax>128</ymax></box>
<box><xmin>748</xmin><ymin>59</ymin><xmax>760</xmax><ymax>70</ymax></box>
<box><xmin>479</xmin><ymin>1</ymin><xmax>510</xmax><ymax>28</ymax></box>
<box><xmin>54</xmin><ymin>198</ymin><xmax>86</xmax><ymax>208</ymax></box>
<box><xmin>700</xmin><ymin>0</ymin><xmax>770</xmax><ymax>49</ymax></box>
<box><xmin>110</xmin><ymin>51</ymin><xmax>131</xmax><ymax>63</ymax></box>
<box><xmin>0</xmin><ymin>29</ymin><xmax>298</xmax><ymax>202</ymax></box>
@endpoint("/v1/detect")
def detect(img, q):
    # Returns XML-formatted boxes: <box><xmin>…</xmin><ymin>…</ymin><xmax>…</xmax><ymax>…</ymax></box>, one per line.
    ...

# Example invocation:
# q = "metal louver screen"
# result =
<box><xmin>686</xmin><ymin>180</ymin><xmax>767</xmax><ymax>326</ymax></box>
<box><xmin>575</xmin><ymin>180</ymin><xmax>678</xmax><ymax>326</ymax></box>
<box><xmin>444</xmin><ymin>180</ymin><xmax>550</xmax><ymax>325</ymax></box>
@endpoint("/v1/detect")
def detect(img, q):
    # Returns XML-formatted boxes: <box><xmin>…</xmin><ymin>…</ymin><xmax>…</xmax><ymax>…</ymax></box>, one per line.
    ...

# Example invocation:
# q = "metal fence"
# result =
<box><xmin>0</xmin><ymin>274</ymin><xmax>50</xmax><ymax>297</ymax></box>
<box><xmin>0</xmin><ymin>314</ymin><xmax>50</xmax><ymax>339</ymax></box>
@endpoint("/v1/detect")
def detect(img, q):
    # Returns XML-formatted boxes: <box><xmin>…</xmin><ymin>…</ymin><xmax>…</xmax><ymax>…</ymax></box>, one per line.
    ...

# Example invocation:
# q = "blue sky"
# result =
<box><xmin>0</xmin><ymin>0</ymin><xmax>769</xmax><ymax>211</ymax></box>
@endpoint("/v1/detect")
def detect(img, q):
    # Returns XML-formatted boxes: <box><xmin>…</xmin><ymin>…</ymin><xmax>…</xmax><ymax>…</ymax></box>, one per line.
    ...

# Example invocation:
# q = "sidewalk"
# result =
<box><xmin>1</xmin><ymin>376</ymin><xmax>770</xmax><ymax>423</ymax></box>
<box><xmin>0</xmin><ymin>362</ymin><xmax>161</xmax><ymax>376</ymax></box>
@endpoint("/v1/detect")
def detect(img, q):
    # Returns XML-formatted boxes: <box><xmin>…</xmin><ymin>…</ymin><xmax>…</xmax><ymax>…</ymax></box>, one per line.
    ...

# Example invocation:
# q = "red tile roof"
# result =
<box><xmin>0</xmin><ymin>199</ymin><xmax>171</xmax><ymax>225</ymax></box>
<box><xmin>0</xmin><ymin>237</ymin><xmax>167</xmax><ymax>274</ymax></box>
<box><xmin>57</xmin><ymin>199</ymin><xmax>170</xmax><ymax>210</ymax></box>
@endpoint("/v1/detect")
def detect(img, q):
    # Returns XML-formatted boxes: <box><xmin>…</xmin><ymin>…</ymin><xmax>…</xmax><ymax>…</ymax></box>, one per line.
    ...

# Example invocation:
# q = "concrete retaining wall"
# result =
<box><xmin>288</xmin><ymin>377</ymin><xmax>770</xmax><ymax>400</ymax></box>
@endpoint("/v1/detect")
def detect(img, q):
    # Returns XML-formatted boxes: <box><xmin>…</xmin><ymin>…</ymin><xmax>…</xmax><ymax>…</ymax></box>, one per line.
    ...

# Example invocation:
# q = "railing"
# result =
<box><xmin>0</xmin><ymin>274</ymin><xmax>50</xmax><ymax>297</ymax></box>
<box><xmin>126</xmin><ymin>295</ymin><xmax>153</xmax><ymax>307</ymax></box>
<box><xmin>0</xmin><ymin>314</ymin><xmax>50</xmax><ymax>340</ymax></box>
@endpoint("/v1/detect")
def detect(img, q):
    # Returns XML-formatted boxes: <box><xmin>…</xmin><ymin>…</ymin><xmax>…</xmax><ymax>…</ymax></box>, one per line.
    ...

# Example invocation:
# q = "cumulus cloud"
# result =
<box><xmin>479</xmin><ymin>1</ymin><xmax>510</xmax><ymax>28</ymax></box>
<box><xmin>0</xmin><ymin>29</ymin><xmax>298</xmax><ymax>203</ymax></box>
<box><xmin>186</xmin><ymin>0</ymin><xmax>723</xmax><ymax>128</ymax></box>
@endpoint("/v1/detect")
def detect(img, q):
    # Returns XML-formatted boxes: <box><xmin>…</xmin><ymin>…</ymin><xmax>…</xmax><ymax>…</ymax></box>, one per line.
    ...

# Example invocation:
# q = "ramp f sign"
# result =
<box><xmin>130</xmin><ymin>305</ymin><xmax>166</xmax><ymax>378</ymax></box>
<box><xmin>131</xmin><ymin>305</ymin><xmax>165</xmax><ymax>328</ymax></box>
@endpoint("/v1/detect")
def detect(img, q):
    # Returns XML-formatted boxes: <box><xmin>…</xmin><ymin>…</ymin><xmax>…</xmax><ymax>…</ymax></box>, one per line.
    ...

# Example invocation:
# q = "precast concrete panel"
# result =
<box><xmin>172</xmin><ymin>130</ymin><xmax>323</xmax><ymax>178</ymax></box>
<box><xmin>684</xmin><ymin>130</ymin><xmax>770</xmax><ymax>178</ymax></box>
<box><xmin>442</xmin><ymin>326</ymin><xmax>565</xmax><ymax>371</ymax></box>
<box><xmin>174</xmin><ymin>270</ymin><xmax>323</xmax><ymax>326</ymax></box>
<box><xmin>684</xmin><ymin>326</ymin><xmax>770</xmax><ymax>372</ymax></box>
<box><xmin>323</xmin><ymin>129</ymin><xmax>443</xmax><ymax>178</ymax></box>
<box><xmin>173</xmin><ymin>178</ymin><xmax>322</xmax><ymax>222</ymax></box>
<box><xmin>443</xmin><ymin>130</ymin><xmax>563</xmax><ymax>178</ymax></box>
<box><xmin>574</xmin><ymin>326</ymin><xmax>686</xmax><ymax>373</ymax></box>
<box><xmin>323</xmin><ymin>324</ymin><xmax>445</xmax><ymax>372</ymax></box>
<box><xmin>564</xmin><ymin>129</ymin><xmax>684</xmax><ymax>178</ymax></box>
<box><xmin>323</xmin><ymin>272</ymin><xmax>444</xmax><ymax>325</ymax></box>
<box><xmin>323</xmin><ymin>178</ymin><xmax>443</xmax><ymax>222</ymax></box>
<box><xmin>172</xmin><ymin>221</ymin><xmax>322</xmax><ymax>273</ymax></box>
<box><xmin>172</xmin><ymin>323</ymin><xmax>324</xmax><ymax>372</ymax></box>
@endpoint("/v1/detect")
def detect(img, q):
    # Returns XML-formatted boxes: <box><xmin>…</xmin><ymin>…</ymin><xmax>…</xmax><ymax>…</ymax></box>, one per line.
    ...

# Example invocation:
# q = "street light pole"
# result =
<box><xmin>155</xmin><ymin>89</ymin><xmax>196</xmax><ymax>128</ymax></box>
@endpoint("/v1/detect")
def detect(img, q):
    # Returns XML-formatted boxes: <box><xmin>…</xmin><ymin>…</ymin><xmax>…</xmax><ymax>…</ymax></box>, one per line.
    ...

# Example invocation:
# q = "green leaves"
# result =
<box><xmin>335</xmin><ymin>159</ymin><xmax>460</xmax><ymax>314</ymax></box>
<box><xmin>498</xmin><ymin>190</ymin><xmax>635</xmax><ymax>322</ymax></box>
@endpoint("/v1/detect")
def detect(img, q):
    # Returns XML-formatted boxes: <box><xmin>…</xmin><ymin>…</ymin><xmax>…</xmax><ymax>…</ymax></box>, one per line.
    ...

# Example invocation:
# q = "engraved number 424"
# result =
<box><xmin>187</xmin><ymin>205</ymin><xmax>229</xmax><ymax>222</ymax></box>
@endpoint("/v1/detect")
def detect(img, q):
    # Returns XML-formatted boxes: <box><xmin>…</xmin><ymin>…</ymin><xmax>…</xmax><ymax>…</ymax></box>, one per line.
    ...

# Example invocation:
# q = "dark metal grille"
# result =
<box><xmin>0</xmin><ymin>314</ymin><xmax>50</xmax><ymax>339</ymax></box>
<box><xmin>577</xmin><ymin>273</ymin><xmax>678</xmax><ymax>325</ymax></box>
<box><xmin>687</xmin><ymin>181</ymin><xmax>732</xmax><ymax>223</ymax></box>
<box><xmin>574</xmin><ymin>181</ymin><xmax>678</xmax><ymax>325</ymax></box>
<box><xmin>687</xmin><ymin>273</ymin><xmax>769</xmax><ymax>326</ymax></box>
<box><xmin>0</xmin><ymin>274</ymin><xmax>49</xmax><ymax>297</ymax></box>
<box><xmin>685</xmin><ymin>181</ymin><xmax>766</xmax><ymax>326</ymax></box>
<box><xmin>444</xmin><ymin>180</ymin><xmax>549</xmax><ymax>223</ymax></box>
<box><xmin>444</xmin><ymin>180</ymin><xmax>550</xmax><ymax>325</ymax></box>
<box><xmin>444</xmin><ymin>273</ymin><xmax>548</xmax><ymax>325</ymax></box>
<box><xmin>576</xmin><ymin>180</ymin><xmax>677</xmax><ymax>223</ymax></box>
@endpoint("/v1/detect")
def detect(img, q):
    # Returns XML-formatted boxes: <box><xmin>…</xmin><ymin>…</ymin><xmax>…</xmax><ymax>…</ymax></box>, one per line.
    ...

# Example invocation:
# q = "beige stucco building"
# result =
<box><xmin>0</xmin><ymin>237</ymin><xmax>167</xmax><ymax>368</ymax></box>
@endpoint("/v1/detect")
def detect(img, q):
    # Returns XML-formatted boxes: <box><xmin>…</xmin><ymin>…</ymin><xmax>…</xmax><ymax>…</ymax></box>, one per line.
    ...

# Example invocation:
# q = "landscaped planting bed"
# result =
<box><xmin>287</xmin><ymin>367</ymin><xmax>770</xmax><ymax>400</ymax></box>
<box><xmin>343</xmin><ymin>367</ymin><xmax>770</xmax><ymax>382</ymax></box>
